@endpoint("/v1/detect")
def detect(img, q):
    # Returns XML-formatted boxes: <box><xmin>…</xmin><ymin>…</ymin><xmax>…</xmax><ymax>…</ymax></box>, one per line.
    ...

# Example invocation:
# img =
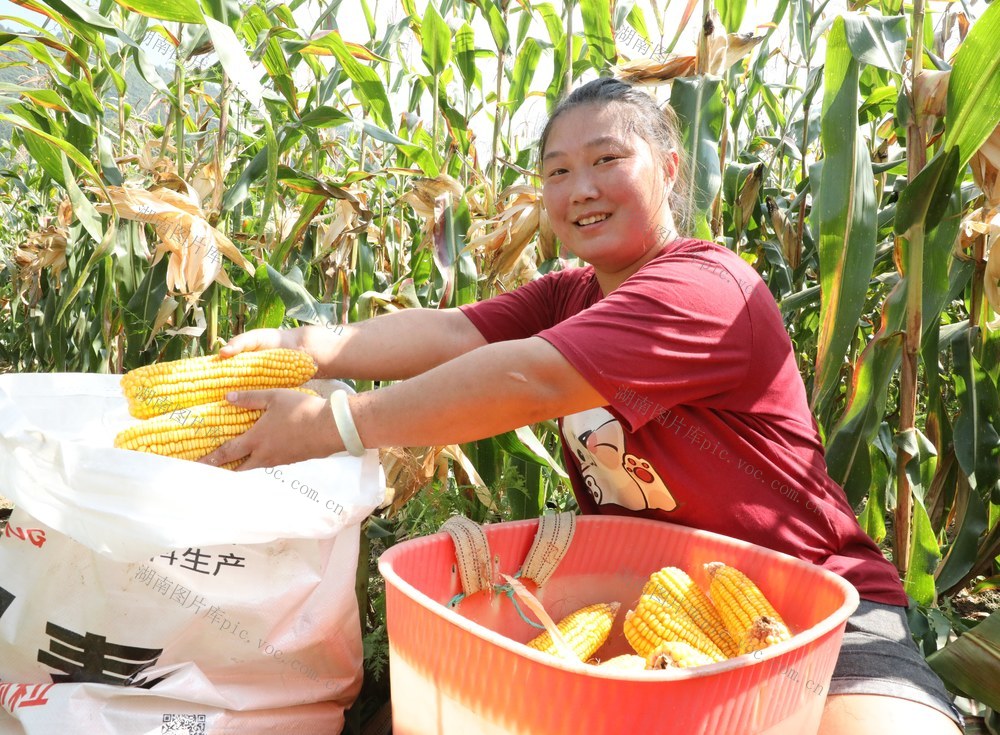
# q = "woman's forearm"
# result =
<box><xmin>348</xmin><ymin>336</ymin><xmax>605</xmax><ymax>448</ymax></box>
<box><xmin>301</xmin><ymin>308</ymin><xmax>487</xmax><ymax>381</ymax></box>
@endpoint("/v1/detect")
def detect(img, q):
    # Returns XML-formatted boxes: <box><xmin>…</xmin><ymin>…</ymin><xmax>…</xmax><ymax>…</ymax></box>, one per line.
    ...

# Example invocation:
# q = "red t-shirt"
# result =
<box><xmin>459</xmin><ymin>237</ymin><xmax>907</xmax><ymax>605</ymax></box>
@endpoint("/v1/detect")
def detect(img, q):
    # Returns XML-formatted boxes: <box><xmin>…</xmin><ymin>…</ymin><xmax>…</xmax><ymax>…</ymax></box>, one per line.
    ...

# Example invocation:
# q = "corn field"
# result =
<box><xmin>1</xmin><ymin>0</ymin><xmax>999</xmax><ymax>730</ymax></box>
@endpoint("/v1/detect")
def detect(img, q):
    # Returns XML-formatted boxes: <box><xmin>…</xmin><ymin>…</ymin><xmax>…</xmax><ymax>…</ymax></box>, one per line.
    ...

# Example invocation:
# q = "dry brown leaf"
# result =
<box><xmin>969</xmin><ymin>207</ymin><xmax>1000</xmax><ymax>315</ymax></box>
<box><xmin>615</xmin><ymin>56</ymin><xmax>697</xmax><ymax>84</ymax></box>
<box><xmin>971</xmin><ymin>126</ymin><xmax>1000</xmax><ymax>207</ymax></box>
<box><xmin>190</xmin><ymin>161</ymin><xmax>222</xmax><ymax>205</ymax></box>
<box><xmin>913</xmin><ymin>69</ymin><xmax>950</xmax><ymax>124</ymax></box>
<box><xmin>724</xmin><ymin>30</ymin><xmax>767</xmax><ymax>70</ymax></box>
<box><xmin>12</xmin><ymin>225</ymin><xmax>68</xmax><ymax>303</ymax></box>
<box><xmin>465</xmin><ymin>184</ymin><xmax>548</xmax><ymax>279</ymax></box>
<box><xmin>400</xmin><ymin>174</ymin><xmax>464</xmax><ymax>221</ymax></box>
<box><xmin>91</xmin><ymin>186</ymin><xmax>253</xmax><ymax>301</ymax></box>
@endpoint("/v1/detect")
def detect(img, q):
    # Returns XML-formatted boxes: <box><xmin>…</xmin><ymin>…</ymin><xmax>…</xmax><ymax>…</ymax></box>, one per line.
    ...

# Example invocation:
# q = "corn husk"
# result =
<box><xmin>92</xmin><ymin>186</ymin><xmax>254</xmax><ymax>301</ymax></box>
<box><xmin>399</xmin><ymin>174</ymin><xmax>464</xmax><ymax>224</ymax></box>
<box><xmin>380</xmin><ymin>444</ymin><xmax>493</xmax><ymax>513</ymax></box>
<box><xmin>971</xmin><ymin>126</ymin><xmax>1000</xmax><ymax>207</ymax></box>
<box><xmin>464</xmin><ymin>184</ymin><xmax>550</xmax><ymax>279</ymax></box>
<box><xmin>615</xmin><ymin>55</ymin><xmax>697</xmax><ymax>84</ymax></box>
<box><xmin>12</xmin><ymin>225</ymin><xmax>68</xmax><ymax>303</ymax></box>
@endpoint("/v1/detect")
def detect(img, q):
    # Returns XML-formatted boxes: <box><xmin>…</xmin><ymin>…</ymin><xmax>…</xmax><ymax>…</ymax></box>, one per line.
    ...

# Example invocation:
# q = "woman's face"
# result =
<box><xmin>541</xmin><ymin>102</ymin><xmax>678</xmax><ymax>292</ymax></box>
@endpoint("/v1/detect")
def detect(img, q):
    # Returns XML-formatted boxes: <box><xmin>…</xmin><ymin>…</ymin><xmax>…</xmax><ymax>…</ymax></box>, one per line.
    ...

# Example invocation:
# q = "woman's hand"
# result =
<box><xmin>218</xmin><ymin>328</ymin><xmax>307</xmax><ymax>358</ymax></box>
<box><xmin>198</xmin><ymin>389</ymin><xmax>343</xmax><ymax>470</ymax></box>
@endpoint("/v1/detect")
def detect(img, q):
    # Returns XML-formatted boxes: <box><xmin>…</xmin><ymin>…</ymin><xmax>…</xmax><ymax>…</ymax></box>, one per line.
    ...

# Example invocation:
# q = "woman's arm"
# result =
<box><xmin>199</xmin><ymin>336</ymin><xmax>606</xmax><ymax>469</ymax></box>
<box><xmin>220</xmin><ymin>307</ymin><xmax>487</xmax><ymax>381</ymax></box>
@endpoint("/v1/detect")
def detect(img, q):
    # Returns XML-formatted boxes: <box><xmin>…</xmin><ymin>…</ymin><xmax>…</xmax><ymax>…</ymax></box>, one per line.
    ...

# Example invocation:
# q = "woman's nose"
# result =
<box><xmin>568</xmin><ymin>171</ymin><xmax>600</xmax><ymax>203</ymax></box>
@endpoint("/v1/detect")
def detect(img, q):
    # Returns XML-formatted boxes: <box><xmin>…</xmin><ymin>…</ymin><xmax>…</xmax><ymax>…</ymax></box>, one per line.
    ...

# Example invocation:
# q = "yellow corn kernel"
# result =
<box><xmin>642</xmin><ymin>566</ymin><xmax>738</xmax><ymax>657</ymax></box>
<box><xmin>121</xmin><ymin>348</ymin><xmax>317</xmax><ymax>419</ymax></box>
<box><xmin>646</xmin><ymin>641</ymin><xmax>718</xmax><ymax>669</ymax></box>
<box><xmin>114</xmin><ymin>388</ymin><xmax>318</xmax><ymax>468</ymax></box>
<box><xmin>623</xmin><ymin>594</ymin><xmax>726</xmax><ymax>661</ymax></box>
<box><xmin>593</xmin><ymin>654</ymin><xmax>648</xmax><ymax>671</ymax></box>
<box><xmin>114</xmin><ymin>400</ymin><xmax>260</xmax><ymax>462</ymax></box>
<box><xmin>704</xmin><ymin>562</ymin><xmax>791</xmax><ymax>654</ymax></box>
<box><xmin>525</xmin><ymin>602</ymin><xmax>620</xmax><ymax>662</ymax></box>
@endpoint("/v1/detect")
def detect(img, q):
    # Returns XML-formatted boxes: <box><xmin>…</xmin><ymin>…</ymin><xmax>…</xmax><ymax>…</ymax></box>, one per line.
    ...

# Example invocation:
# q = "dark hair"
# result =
<box><xmin>537</xmin><ymin>77</ymin><xmax>694</xmax><ymax>237</ymax></box>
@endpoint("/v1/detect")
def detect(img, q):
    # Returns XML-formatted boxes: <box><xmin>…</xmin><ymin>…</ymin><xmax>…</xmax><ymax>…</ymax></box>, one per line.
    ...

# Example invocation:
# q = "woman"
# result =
<box><xmin>201</xmin><ymin>78</ymin><xmax>963</xmax><ymax>734</ymax></box>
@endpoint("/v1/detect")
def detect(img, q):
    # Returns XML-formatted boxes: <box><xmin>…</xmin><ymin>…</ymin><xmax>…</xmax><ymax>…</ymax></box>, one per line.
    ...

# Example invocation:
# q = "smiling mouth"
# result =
<box><xmin>575</xmin><ymin>213</ymin><xmax>611</xmax><ymax>227</ymax></box>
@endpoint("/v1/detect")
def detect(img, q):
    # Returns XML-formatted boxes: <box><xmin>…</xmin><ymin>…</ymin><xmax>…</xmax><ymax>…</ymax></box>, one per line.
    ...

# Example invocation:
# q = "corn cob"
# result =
<box><xmin>646</xmin><ymin>641</ymin><xmax>718</xmax><ymax>670</ymax></box>
<box><xmin>121</xmin><ymin>348</ymin><xmax>317</xmax><ymax>419</ymax></box>
<box><xmin>642</xmin><ymin>566</ymin><xmax>738</xmax><ymax>657</ymax></box>
<box><xmin>704</xmin><ymin>562</ymin><xmax>791</xmax><ymax>655</ymax></box>
<box><xmin>623</xmin><ymin>594</ymin><xmax>726</xmax><ymax>661</ymax></box>
<box><xmin>593</xmin><ymin>654</ymin><xmax>648</xmax><ymax>671</ymax></box>
<box><xmin>524</xmin><ymin>602</ymin><xmax>620</xmax><ymax>662</ymax></box>
<box><xmin>114</xmin><ymin>388</ymin><xmax>318</xmax><ymax>469</ymax></box>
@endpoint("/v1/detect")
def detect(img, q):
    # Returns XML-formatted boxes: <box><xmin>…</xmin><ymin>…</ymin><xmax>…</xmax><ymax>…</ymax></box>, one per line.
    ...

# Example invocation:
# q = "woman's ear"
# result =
<box><xmin>661</xmin><ymin>150</ymin><xmax>680</xmax><ymax>190</ymax></box>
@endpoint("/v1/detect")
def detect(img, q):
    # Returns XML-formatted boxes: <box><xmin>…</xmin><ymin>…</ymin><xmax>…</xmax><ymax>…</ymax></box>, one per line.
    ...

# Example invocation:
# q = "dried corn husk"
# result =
<box><xmin>615</xmin><ymin>56</ymin><xmax>697</xmax><ymax>84</ymax></box>
<box><xmin>971</xmin><ymin>126</ymin><xmax>1000</xmax><ymax>207</ymax></box>
<box><xmin>92</xmin><ymin>186</ymin><xmax>253</xmax><ymax>301</ymax></box>
<box><xmin>12</xmin><ymin>225</ymin><xmax>68</xmax><ymax>303</ymax></box>
<box><xmin>400</xmin><ymin>174</ymin><xmax>464</xmax><ymax>225</ymax></box>
<box><xmin>380</xmin><ymin>444</ymin><xmax>493</xmax><ymax>513</ymax></box>
<box><xmin>697</xmin><ymin>10</ymin><xmax>729</xmax><ymax>77</ymax></box>
<box><xmin>464</xmin><ymin>184</ymin><xmax>550</xmax><ymax>279</ymax></box>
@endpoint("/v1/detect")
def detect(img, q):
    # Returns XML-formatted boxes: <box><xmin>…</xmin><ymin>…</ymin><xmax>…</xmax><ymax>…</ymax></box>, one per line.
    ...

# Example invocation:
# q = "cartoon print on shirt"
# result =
<box><xmin>563</xmin><ymin>407</ymin><xmax>677</xmax><ymax>512</ymax></box>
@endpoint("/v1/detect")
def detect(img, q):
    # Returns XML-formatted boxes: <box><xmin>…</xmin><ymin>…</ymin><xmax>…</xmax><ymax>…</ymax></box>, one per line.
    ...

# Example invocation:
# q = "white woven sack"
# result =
<box><xmin>0</xmin><ymin>373</ymin><xmax>385</xmax><ymax>734</ymax></box>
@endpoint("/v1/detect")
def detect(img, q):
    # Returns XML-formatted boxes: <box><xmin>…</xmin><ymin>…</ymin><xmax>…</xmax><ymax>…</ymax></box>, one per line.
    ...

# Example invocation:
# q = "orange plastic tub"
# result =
<box><xmin>378</xmin><ymin>516</ymin><xmax>859</xmax><ymax>735</ymax></box>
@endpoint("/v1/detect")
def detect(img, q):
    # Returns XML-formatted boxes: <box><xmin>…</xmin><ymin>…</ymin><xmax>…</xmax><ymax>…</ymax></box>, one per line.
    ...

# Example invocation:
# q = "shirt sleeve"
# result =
<box><xmin>458</xmin><ymin>269</ymin><xmax>579</xmax><ymax>342</ymax></box>
<box><xmin>538</xmin><ymin>257</ymin><xmax>753</xmax><ymax>432</ymax></box>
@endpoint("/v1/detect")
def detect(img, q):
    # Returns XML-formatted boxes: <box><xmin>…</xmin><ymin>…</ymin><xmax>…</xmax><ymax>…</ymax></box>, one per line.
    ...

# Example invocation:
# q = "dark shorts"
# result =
<box><xmin>830</xmin><ymin>599</ymin><xmax>964</xmax><ymax>730</ymax></box>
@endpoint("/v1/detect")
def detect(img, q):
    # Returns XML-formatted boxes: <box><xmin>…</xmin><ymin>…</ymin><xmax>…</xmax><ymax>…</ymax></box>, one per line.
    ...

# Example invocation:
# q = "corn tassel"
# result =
<box><xmin>121</xmin><ymin>348</ymin><xmax>317</xmax><ymax>419</ymax></box>
<box><xmin>704</xmin><ymin>562</ymin><xmax>791</xmax><ymax>654</ymax></box>
<box><xmin>642</xmin><ymin>566</ymin><xmax>738</xmax><ymax>657</ymax></box>
<box><xmin>646</xmin><ymin>641</ymin><xmax>718</xmax><ymax>669</ymax></box>
<box><xmin>524</xmin><ymin>602</ymin><xmax>620</xmax><ymax>662</ymax></box>
<box><xmin>623</xmin><ymin>595</ymin><xmax>726</xmax><ymax>661</ymax></box>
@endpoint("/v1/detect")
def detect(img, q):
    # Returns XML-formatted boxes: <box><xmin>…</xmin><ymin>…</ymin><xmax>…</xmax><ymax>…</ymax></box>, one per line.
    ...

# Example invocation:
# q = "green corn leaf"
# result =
<box><xmin>247</xmin><ymin>264</ymin><xmax>286</xmax><ymax>330</ymax></box>
<box><xmin>894</xmin><ymin>427</ymin><xmax>940</xmax><ymax>606</ymax></box>
<box><xmin>841</xmin><ymin>13</ymin><xmax>906</xmax><ymax>74</ymax></box>
<box><xmin>812</xmin><ymin>16</ymin><xmax>877</xmax><ymax>414</ymax></box>
<box><xmin>454</xmin><ymin>22</ymin><xmax>476</xmax><ymax>92</ymax></box>
<box><xmin>943</xmin><ymin>0</ymin><xmax>1000</xmax><ymax>171</ymax></box>
<box><xmin>420</xmin><ymin>1</ymin><xmax>451</xmax><ymax>76</ymax></box>
<box><xmin>0</xmin><ymin>112</ymin><xmax>102</xmax><ymax>187</ymax></box>
<box><xmin>670</xmin><ymin>76</ymin><xmax>725</xmax><ymax>240</ymax></box>
<box><xmin>580</xmin><ymin>0</ymin><xmax>616</xmax><ymax>70</ymax></box>
<box><xmin>714</xmin><ymin>0</ymin><xmax>747</xmax><ymax>35</ymax></box>
<box><xmin>825</xmin><ymin>325</ymin><xmax>904</xmax><ymax>505</ymax></box>
<box><xmin>264</xmin><ymin>265</ymin><xmax>338</xmax><ymax>327</ymax></box>
<box><xmin>935</xmin><ymin>479</ymin><xmax>988</xmax><ymax>593</ymax></box>
<box><xmin>893</xmin><ymin>148</ymin><xmax>961</xmax><ymax>236</ymax></box>
<box><xmin>953</xmin><ymin>329</ymin><xmax>1000</xmax><ymax>493</ymax></box>
<box><xmin>509</xmin><ymin>38</ymin><xmax>541</xmax><ymax>112</ymax></box>
<box><xmin>473</xmin><ymin>0</ymin><xmax>509</xmax><ymax>54</ymax></box>
<box><xmin>928</xmin><ymin>611</ymin><xmax>1000</xmax><ymax>711</ymax></box>
<box><xmin>111</xmin><ymin>0</ymin><xmax>203</xmax><ymax>24</ymax></box>
<box><xmin>297</xmin><ymin>106</ymin><xmax>351</xmax><ymax>129</ymax></box>
<box><xmin>298</xmin><ymin>31</ymin><xmax>393</xmax><ymax>130</ymax></box>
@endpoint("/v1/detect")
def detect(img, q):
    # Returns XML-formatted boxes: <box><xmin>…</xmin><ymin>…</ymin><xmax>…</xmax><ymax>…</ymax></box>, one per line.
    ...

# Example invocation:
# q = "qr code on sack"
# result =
<box><xmin>161</xmin><ymin>713</ymin><xmax>207</xmax><ymax>734</ymax></box>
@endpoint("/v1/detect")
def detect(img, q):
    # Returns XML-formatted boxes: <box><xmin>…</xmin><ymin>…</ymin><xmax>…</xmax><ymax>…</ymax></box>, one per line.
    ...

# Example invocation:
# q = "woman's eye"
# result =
<box><xmin>597</xmin><ymin>155</ymin><xmax>619</xmax><ymax>164</ymax></box>
<box><xmin>547</xmin><ymin>168</ymin><xmax>567</xmax><ymax>177</ymax></box>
